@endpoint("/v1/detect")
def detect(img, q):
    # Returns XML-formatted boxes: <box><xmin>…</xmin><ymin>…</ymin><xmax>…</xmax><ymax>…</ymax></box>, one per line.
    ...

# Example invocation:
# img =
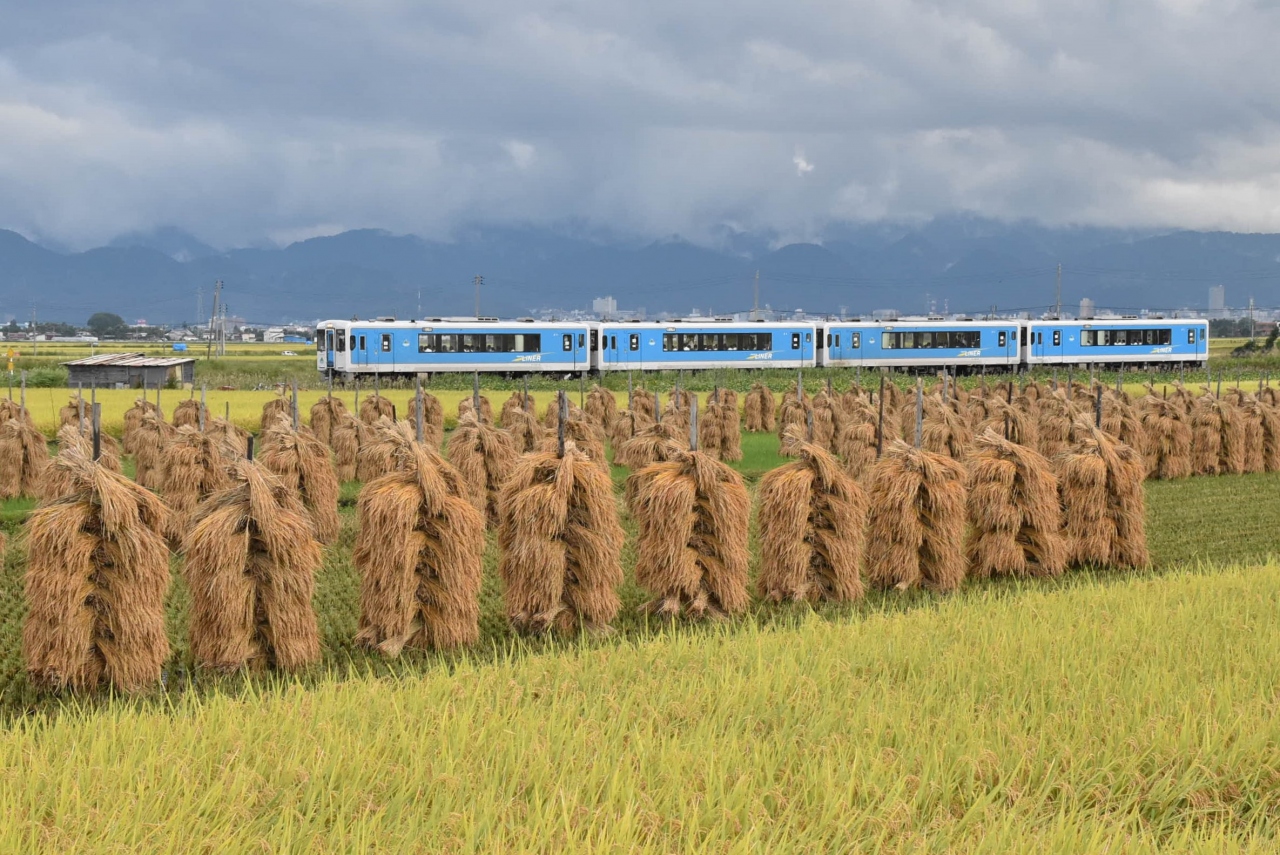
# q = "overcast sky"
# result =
<box><xmin>2</xmin><ymin>0</ymin><xmax>1279</xmax><ymax>249</ymax></box>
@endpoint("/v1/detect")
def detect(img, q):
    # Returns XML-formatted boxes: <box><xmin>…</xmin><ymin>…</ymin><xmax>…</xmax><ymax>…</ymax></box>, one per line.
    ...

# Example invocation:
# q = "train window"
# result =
<box><xmin>826</xmin><ymin>333</ymin><xmax>832</xmax><ymax>347</ymax></box>
<box><xmin>336</xmin><ymin>334</ymin><xmax>345</xmax><ymax>353</ymax></box>
<box><xmin>1037</xmin><ymin>333</ymin><xmax>1042</xmax><ymax>345</ymax></box>
<box><xmin>590</xmin><ymin>330</ymin><xmax>598</xmax><ymax>351</ymax></box>
<box><xmin>1081</xmin><ymin>328</ymin><xmax>1172</xmax><ymax>347</ymax></box>
<box><xmin>790</xmin><ymin>333</ymin><xmax>800</xmax><ymax>349</ymax></box>
<box><xmin>1052</xmin><ymin>330</ymin><xmax>1061</xmax><ymax>347</ymax></box>
<box><xmin>660</xmin><ymin>332</ymin><xmax>773</xmax><ymax>352</ymax></box>
<box><xmin>563</xmin><ymin>334</ymin><xmax>572</xmax><ymax>352</ymax></box>
<box><xmin>805</xmin><ymin>332</ymin><xmax>812</xmax><ymax>343</ymax></box>
<box><xmin>1020</xmin><ymin>327</ymin><xmax>1027</xmax><ymax>347</ymax></box>
<box><xmin>359</xmin><ymin>336</ymin><xmax>366</xmax><ymax>351</ymax></box>
<box><xmin>1199</xmin><ymin>328</ymin><xmax>1205</xmax><ymax>341</ymax></box>
<box><xmin>834</xmin><ymin>334</ymin><xmax>840</xmax><ymax>348</ymax></box>
<box><xmin>881</xmin><ymin>331</ymin><xmax>982</xmax><ymax>350</ymax></box>
<box><xmin>316</xmin><ymin>331</ymin><xmax>325</xmax><ymax>352</ymax></box>
<box><xmin>349</xmin><ymin>334</ymin><xmax>356</xmax><ymax>351</ymax></box>
<box><xmin>610</xmin><ymin>336</ymin><xmax>617</xmax><ymax>349</ymax></box>
<box><xmin>630</xmin><ymin>334</ymin><xmax>639</xmax><ymax>351</ymax></box>
<box><xmin>851</xmin><ymin>333</ymin><xmax>860</xmax><ymax>349</ymax></box>
<box><xmin>998</xmin><ymin>331</ymin><xmax>1007</xmax><ymax>348</ymax></box>
<box><xmin>380</xmin><ymin>334</ymin><xmax>391</xmax><ymax>353</ymax></box>
<box><xmin>1188</xmin><ymin>329</ymin><xmax>1195</xmax><ymax>344</ymax></box>
<box><xmin>578</xmin><ymin>334</ymin><xmax>585</xmax><ymax>349</ymax></box>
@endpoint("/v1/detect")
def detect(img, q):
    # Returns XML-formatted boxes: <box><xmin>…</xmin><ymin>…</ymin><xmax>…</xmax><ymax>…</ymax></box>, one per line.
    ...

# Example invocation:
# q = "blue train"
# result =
<box><xmin>316</xmin><ymin>316</ymin><xmax>1208</xmax><ymax>377</ymax></box>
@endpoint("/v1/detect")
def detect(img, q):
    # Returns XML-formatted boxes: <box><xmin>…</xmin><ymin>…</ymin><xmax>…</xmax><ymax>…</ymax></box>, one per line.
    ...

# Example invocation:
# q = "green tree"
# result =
<box><xmin>86</xmin><ymin>312</ymin><xmax>129</xmax><ymax>339</ymax></box>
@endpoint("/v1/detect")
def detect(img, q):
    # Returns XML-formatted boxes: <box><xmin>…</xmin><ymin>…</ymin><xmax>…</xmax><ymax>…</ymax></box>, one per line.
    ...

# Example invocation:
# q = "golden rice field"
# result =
<box><xmin>2</xmin><ymin>562</ymin><xmax>1279</xmax><ymax>852</ymax></box>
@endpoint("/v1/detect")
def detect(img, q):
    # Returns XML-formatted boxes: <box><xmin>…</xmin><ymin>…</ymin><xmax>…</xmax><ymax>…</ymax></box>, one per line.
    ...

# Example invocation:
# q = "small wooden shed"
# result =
<box><xmin>62</xmin><ymin>353</ymin><xmax>196</xmax><ymax>388</ymax></box>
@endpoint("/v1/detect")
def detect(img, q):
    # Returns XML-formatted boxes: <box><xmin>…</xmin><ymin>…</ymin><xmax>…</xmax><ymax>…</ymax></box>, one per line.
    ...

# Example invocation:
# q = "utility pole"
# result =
<box><xmin>1055</xmin><ymin>263</ymin><xmax>1062</xmax><ymax>319</ymax></box>
<box><xmin>1250</xmin><ymin>296</ymin><xmax>1256</xmax><ymax>340</ymax></box>
<box><xmin>219</xmin><ymin>304</ymin><xmax>227</xmax><ymax>356</ymax></box>
<box><xmin>197</xmin><ymin>286</ymin><xmax>203</xmax><ymax>326</ymax></box>
<box><xmin>29</xmin><ymin>303</ymin><xmax>36</xmax><ymax>357</ymax></box>
<box><xmin>753</xmin><ymin>270</ymin><xmax>760</xmax><ymax>320</ymax></box>
<box><xmin>473</xmin><ymin>275</ymin><xmax>483</xmax><ymax>318</ymax></box>
<box><xmin>206</xmin><ymin>280</ymin><xmax>222</xmax><ymax>360</ymax></box>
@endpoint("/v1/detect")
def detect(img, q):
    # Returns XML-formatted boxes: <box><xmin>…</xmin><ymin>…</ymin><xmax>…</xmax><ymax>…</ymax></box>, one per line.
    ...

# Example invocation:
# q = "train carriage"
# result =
<box><xmin>317</xmin><ymin>319</ymin><xmax>592</xmax><ymax>377</ymax></box>
<box><xmin>819</xmin><ymin>320</ymin><xmax>1021</xmax><ymax>370</ymax></box>
<box><xmin>1023</xmin><ymin>318</ymin><xmax>1208</xmax><ymax>367</ymax></box>
<box><xmin>595</xmin><ymin>321</ymin><xmax>817</xmax><ymax>371</ymax></box>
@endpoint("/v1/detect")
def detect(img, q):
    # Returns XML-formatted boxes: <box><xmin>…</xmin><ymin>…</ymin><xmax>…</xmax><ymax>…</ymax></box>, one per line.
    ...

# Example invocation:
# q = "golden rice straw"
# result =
<box><xmin>631</xmin><ymin>389</ymin><xmax>657</xmax><ymax>422</ymax></box>
<box><xmin>584</xmin><ymin>385</ymin><xmax>617</xmax><ymax>429</ymax></box>
<box><xmin>132</xmin><ymin>411</ymin><xmax>177</xmax><ymax>492</ymax></box>
<box><xmin>184</xmin><ymin>460</ymin><xmax>322</xmax><ymax>673</ymax></box>
<box><xmin>206</xmin><ymin>416</ymin><xmax>251</xmax><ymax>460</ymax></box>
<box><xmin>757</xmin><ymin>425</ymin><xmax>866</xmax><ymax>603</ymax></box>
<box><xmin>606</xmin><ymin>409</ymin><xmax>655</xmax><ymax>451</ymax></box>
<box><xmin>353</xmin><ymin>427</ymin><xmax>484</xmax><ymax>655</ymax></box>
<box><xmin>1236</xmin><ymin>397</ymin><xmax>1266</xmax><ymax>474</ymax></box>
<box><xmin>1136</xmin><ymin>395</ymin><xmax>1192</xmax><ymax>480</ymax></box>
<box><xmin>497</xmin><ymin>442</ymin><xmax>625</xmax><ymax>635</ymax></box>
<box><xmin>832</xmin><ymin>399</ymin><xmax>879</xmax><ymax>479</ymax></box>
<box><xmin>712</xmin><ymin>388</ymin><xmax>741</xmax><ymax>462</ymax></box>
<box><xmin>863</xmin><ymin>440</ymin><xmax>967</xmax><ymax>592</ymax></box>
<box><xmin>308</xmin><ymin>395</ymin><xmax>349</xmax><ymax>448</ymax></box>
<box><xmin>538</xmin><ymin>417</ymin><xmax>609</xmax><ymax>472</ymax></box>
<box><xmin>259</xmin><ymin>395</ymin><xmax>292</xmax><ymax>431</ymax></box>
<box><xmin>359</xmin><ymin>393</ymin><xmax>396</xmax><ymax>425</ymax></box>
<box><xmin>499</xmin><ymin>390</ymin><xmax>536</xmax><ymax>426</ymax></box>
<box><xmin>23</xmin><ymin>446</ymin><xmax>171</xmax><ymax>692</ymax></box>
<box><xmin>1056</xmin><ymin>417</ymin><xmax>1149</xmax><ymax>570</ymax></box>
<box><xmin>631</xmin><ymin>448</ymin><xmax>751</xmax><ymax>620</ymax></box>
<box><xmin>172</xmin><ymin>398</ymin><xmax>207</xmax><ymax>429</ymax></box>
<box><xmin>457</xmin><ymin>395</ymin><xmax>494</xmax><ymax>425</ymax></box>
<box><xmin>1190</xmin><ymin>393</ymin><xmax>1246</xmax><ymax>475</ymax></box>
<box><xmin>502</xmin><ymin>407</ymin><xmax>544</xmax><ymax>453</ymax></box>
<box><xmin>447</xmin><ymin>412</ymin><xmax>519</xmax><ymax>525</ymax></box>
<box><xmin>921</xmin><ymin>395</ymin><xmax>972</xmax><ymax>459</ymax></box>
<box><xmin>357</xmin><ymin>416</ymin><xmax>408</xmax><ymax>483</ymax></box>
<box><xmin>39</xmin><ymin>425</ymin><xmax>121</xmax><ymax>501</ymax></box>
<box><xmin>122</xmin><ymin>397</ymin><xmax>160</xmax><ymax>454</ymax></box>
<box><xmin>964</xmin><ymin>429</ymin><xmax>1066</xmax><ymax>579</ymax></box>
<box><xmin>57</xmin><ymin>396</ymin><xmax>81</xmax><ymax>428</ymax></box>
<box><xmin>777</xmin><ymin>387</ymin><xmax>811</xmax><ymax>454</ymax></box>
<box><xmin>408</xmin><ymin>391</ymin><xmax>445</xmax><ymax>448</ymax></box>
<box><xmin>1034</xmin><ymin>391</ymin><xmax>1076</xmax><ymax>459</ymax></box>
<box><xmin>258</xmin><ymin>415</ymin><xmax>341</xmax><ymax>543</ymax></box>
<box><xmin>329</xmin><ymin>412</ymin><xmax>362</xmax><ymax>481</ymax></box>
<box><xmin>809</xmin><ymin>390</ymin><xmax>838</xmax><ymax>451</ymax></box>
<box><xmin>744</xmin><ymin>382</ymin><xmax>776</xmax><ymax>433</ymax></box>
<box><xmin>158</xmin><ymin>425</ymin><xmax>230</xmax><ymax>544</ymax></box>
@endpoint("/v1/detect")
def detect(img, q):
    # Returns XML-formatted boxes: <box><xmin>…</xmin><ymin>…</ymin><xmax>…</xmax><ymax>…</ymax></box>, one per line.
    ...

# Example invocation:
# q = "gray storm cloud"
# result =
<box><xmin>1</xmin><ymin>0</ymin><xmax>1279</xmax><ymax>248</ymax></box>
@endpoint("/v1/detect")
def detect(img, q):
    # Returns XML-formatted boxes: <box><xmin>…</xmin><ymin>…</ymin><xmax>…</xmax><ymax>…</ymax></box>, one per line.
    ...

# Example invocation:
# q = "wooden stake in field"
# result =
<box><xmin>258</xmin><ymin>415</ymin><xmax>341</xmax><ymax>543</ymax></box>
<box><xmin>863</xmin><ymin>439</ymin><xmax>968</xmax><ymax>593</ymax></box>
<box><xmin>23</xmin><ymin>445</ymin><xmax>171</xmax><ymax>692</ymax></box>
<box><xmin>744</xmin><ymin>382</ymin><xmax>776</xmax><ymax>433</ymax></box>
<box><xmin>757</xmin><ymin>424</ymin><xmax>867</xmax><ymax>603</ymax></box>
<box><xmin>1056</xmin><ymin>417</ymin><xmax>1149</xmax><ymax>570</ymax></box>
<box><xmin>631</xmin><ymin>398</ymin><xmax>751</xmax><ymax>620</ymax></box>
<box><xmin>354</xmin><ymin>424</ymin><xmax>485</xmax><ymax>655</ymax></box>
<box><xmin>457</xmin><ymin>375</ymin><xmax>493</xmax><ymax>424</ymax></box>
<box><xmin>184</xmin><ymin>459</ymin><xmax>322</xmax><ymax>673</ymax></box>
<box><xmin>407</xmin><ymin>387</ymin><xmax>445</xmax><ymax>448</ymax></box>
<box><xmin>964</xmin><ymin>429</ymin><xmax>1066</xmax><ymax>579</ymax></box>
<box><xmin>498</xmin><ymin>391</ymin><xmax>625</xmax><ymax>635</ymax></box>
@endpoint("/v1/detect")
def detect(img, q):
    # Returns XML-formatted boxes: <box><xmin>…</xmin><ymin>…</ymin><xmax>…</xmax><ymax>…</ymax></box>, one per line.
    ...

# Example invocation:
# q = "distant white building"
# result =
<box><xmin>264</xmin><ymin>327</ymin><xmax>285</xmax><ymax>343</ymax></box>
<box><xmin>592</xmin><ymin>296</ymin><xmax>618</xmax><ymax>318</ymax></box>
<box><xmin>1079</xmin><ymin>298</ymin><xmax>1095</xmax><ymax>319</ymax></box>
<box><xmin>1209</xmin><ymin>285</ymin><xmax>1226</xmax><ymax>314</ymax></box>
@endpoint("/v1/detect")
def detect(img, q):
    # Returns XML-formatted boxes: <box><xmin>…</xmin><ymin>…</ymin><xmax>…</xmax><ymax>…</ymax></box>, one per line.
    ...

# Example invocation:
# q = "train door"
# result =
<box><xmin>997</xmin><ymin>327</ymin><xmax>1015</xmax><ymax>365</ymax></box>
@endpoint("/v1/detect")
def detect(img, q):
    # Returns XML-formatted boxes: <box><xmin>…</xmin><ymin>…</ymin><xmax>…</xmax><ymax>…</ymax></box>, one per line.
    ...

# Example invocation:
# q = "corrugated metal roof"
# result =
<box><xmin>62</xmin><ymin>352</ymin><xmax>195</xmax><ymax>368</ymax></box>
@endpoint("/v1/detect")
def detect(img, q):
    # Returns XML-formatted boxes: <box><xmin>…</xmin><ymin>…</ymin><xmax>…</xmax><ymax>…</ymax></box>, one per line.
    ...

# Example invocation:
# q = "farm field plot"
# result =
<box><xmin>2</xmin><ymin>562</ymin><xmax>1280</xmax><ymax>851</ymax></box>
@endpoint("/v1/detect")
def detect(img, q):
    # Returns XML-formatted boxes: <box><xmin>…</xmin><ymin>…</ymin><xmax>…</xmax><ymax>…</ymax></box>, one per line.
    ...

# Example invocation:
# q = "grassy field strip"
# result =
<box><xmin>2</xmin><ymin>564</ymin><xmax>1278</xmax><ymax>852</ymax></box>
<box><xmin>13</xmin><ymin>382</ymin><xmax>1198</xmax><ymax>437</ymax></box>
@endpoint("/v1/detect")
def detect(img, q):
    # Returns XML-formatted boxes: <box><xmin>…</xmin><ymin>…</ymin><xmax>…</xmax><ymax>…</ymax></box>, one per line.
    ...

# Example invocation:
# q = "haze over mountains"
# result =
<box><xmin>1</xmin><ymin>214</ymin><xmax>1277</xmax><ymax>326</ymax></box>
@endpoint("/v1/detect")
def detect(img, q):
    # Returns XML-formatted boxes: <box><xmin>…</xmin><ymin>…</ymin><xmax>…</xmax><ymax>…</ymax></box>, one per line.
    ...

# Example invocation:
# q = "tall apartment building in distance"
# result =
<box><xmin>1209</xmin><ymin>284</ymin><xmax>1226</xmax><ymax>314</ymax></box>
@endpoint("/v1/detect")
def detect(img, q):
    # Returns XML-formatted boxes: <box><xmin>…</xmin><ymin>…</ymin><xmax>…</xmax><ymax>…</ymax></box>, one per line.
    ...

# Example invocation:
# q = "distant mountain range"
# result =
<box><xmin>1</xmin><ymin>214</ymin><xmax>1278</xmax><ymax>325</ymax></box>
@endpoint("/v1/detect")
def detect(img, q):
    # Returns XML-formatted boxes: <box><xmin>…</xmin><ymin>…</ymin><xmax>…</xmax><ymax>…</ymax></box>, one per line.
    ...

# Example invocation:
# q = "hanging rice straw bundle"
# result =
<box><xmin>661</xmin><ymin>396</ymin><xmax>691</xmax><ymax>435</ymax></box>
<box><xmin>172</xmin><ymin>399</ymin><xmax>207</xmax><ymax>429</ymax></box>
<box><xmin>777</xmin><ymin>388</ymin><xmax>811</xmax><ymax>442</ymax></box>
<box><xmin>964</xmin><ymin>430</ymin><xmax>1066</xmax><ymax>579</ymax></box>
<box><xmin>457</xmin><ymin>394</ymin><xmax>493</xmax><ymax>425</ymax></box>
<box><xmin>1169</xmin><ymin>382</ymin><xmax>1196</xmax><ymax>415</ymax></box>
<box><xmin>809</xmin><ymin>391</ymin><xmax>838</xmax><ymax>450</ymax></box>
<box><xmin>1035</xmin><ymin>392</ymin><xmax>1076</xmax><ymax>459</ymax></box>
<box><xmin>158</xmin><ymin>425</ymin><xmax>230</xmax><ymax>543</ymax></box>
<box><xmin>329</xmin><ymin>413</ymin><xmax>362</xmax><ymax>481</ymax></box>
<box><xmin>184</xmin><ymin>460</ymin><xmax>322</xmax><ymax>672</ymax></box>
<box><xmin>699</xmin><ymin>395</ymin><xmax>726</xmax><ymax>461</ymax></box>
<box><xmin>309</xmin><ymin>396</ymin><xmax>348</xmax><ymax>447</ymax></box>
<box><xmin>122</xmin><ymin>397</ymin><xmax>160</xmax><ymax>453</ymax></box>
<box><xmin>359</xmin><ymin>394</ymin><xmax>396</xmax><ymax>425</ymax></box>
<box><xmin>207</xmin><ymin>416</ymin><xmax>251</xmax><ymax>460</ymax></box>
<box><xmin>132</xmin><ymin>412</ymin><xmax>177</xmax><ymax>492</ymax></box>
<box><xmin>259</xmin><ymin>416</ymin><xmax>342</xmax><ymax>543</ymax></box>
<box><xmin>543</xmin><ymin>398</ymin><xmax>588</xmax><ymax>430</ymax></box>
<box><xmin>1253</xmin><ymin>401</ymin><xmax>1280</xmax><ymax>472</ymax></box>
<box><xmin>711</xmin><ymin>389</ymin><xmax>741</xmax><ymax>462</ymax></box>
<box><xmin>58</xmin><ymin>397</ymin><xmax>82</xmax><ymax>427</ymax></box>
<box><xmin>966</xmin><ymin>393</ymin><xmax>1000</xmax><ymax>431</ymax></box>
<box><xmin>743</xmin><ymin>383</ymin><xmax>775</xmax><ymax>432</ymax></box>
<box><xmin>757</xmin><ymin>425</ymin><xmax>866</xmax><ymax>603</ymax></box>
<box><xmin>23</xmin><ymin>446</ymin><xmax>171</xmax><ymax>692</ymax></box>
<box><xmin>500</xmin><ymin>391</ymin><xmax>536</xmax><ymax>426</ymax></box>
<box><xmin>501</xmin><ymin>406</ymin><xmax>542</xmax><ymax>452</ymax></box>
<box><xmin>354</xmin><ymin>429</ymin><xmax>484</xmax><ymax>655</ymax></box>
<box><xmin>407</xmin><ymin>391</ymin><xmax>444</xmax><ymax>447</ymax></box>
<box><xmin>631</xmin><ymin>389</ymin><xmax>657</xmax><ymax>422</ymax></box>
<box><xmin>1136</xmin><ymin>396</ymin><xmax>1192</xmax><ymax>480</ymax></box>
<box><xmin>832</xmin><ymin>400</ymin><xmax>879</xmax><ymax>479</ymax></box>
<box><xmin>863</xmin><ymin>440</ymin><xmax>968</xmax><ymax>593</ymax></box>
<box><xmin>356</xmin><ymin>417</ymin><xmax>407</xmax><ymax>483</ymax></box>
<box><xmin>260</xmin><ymin>395</ymin><xmax>292</xmax><ymax>431</ymax></box>
<box><xmin>921</xmin><ymin>396</ymin><xmax>972</xmax><ymax>459</ymax></box>
<box><xmin>39</xmin><ymin>426</ymin><xmax>121</xmax><ymax>500</ymax></box>
<box><xmin>1056</xmin><ymin>418</ymin><xmax>1149</xmax><ymax>569</ymax></box>
<box><xmin>977</xmin><ymin>400</ymin><xmax>1039</xmax><ymax>450</ymax></box>
<box><xmin>584</xmin><ymin>385</ymin><xmax>617</xmax><ymax>429</ymax></box>
<box><xmin>1236</xmin><ymin>397</ymin><xmax>1266</xmax><ymax>474</ymax></box>
<box><xmin>1190</xmin><ymin>394</ymin><xmax>1245</xmax><ymax>475</ymax></box>
<box><xmin>1259</xmin><ymin>385</ymin><xmax>1278</xmax><ymax>407</ymax></box>
<box><xmin>497</xmin><ymin>442</ymin><xmax>625</xmax><ymax>635</ymax></box>
<box><xmin>1022</xmin><ymin>381</ymin><xmax>1043</xmax><ymax>403</ymax></box>
<box><xmin>539</xmin><ymin>418</ymin><xmax>609</xmax><ymax>472</ymax></box>
<box><xmin>606</xmin><ymin>409</ymin><xmax>655</xmax><ymax>450</ymax></box>
<box><xmin>447</xmin><ymin>412</ymin><xmax>519</xmax><ymax>525</ymax></box>
<box><xmin>1098</xmin><ymin>393</ymin><xmax>1147</xmax><ymax>452</ymax></box>
<box><xmin>631</xmin><ymin>449</ymin><xmax>751</xmax><ymax>619</ymax></box>
<box><xmin>616</xmin><ymin>420</ymin><xmax>687</xmax><ymax>471</ymax></box>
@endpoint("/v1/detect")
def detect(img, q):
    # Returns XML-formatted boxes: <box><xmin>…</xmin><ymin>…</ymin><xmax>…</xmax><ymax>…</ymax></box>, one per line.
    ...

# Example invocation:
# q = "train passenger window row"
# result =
<box><xmin>881</xmin><ymin>330</ymin><xmax>981</xmax><ymax>350</ymax></box>
<box><xmin>662</xmin><ymin>333</ymin><xmax>774</xmax><ymax>352</ymax></box>
<box><xmin>1081</xmin><ymin>328</ymin><xmax>1171</xmax><ymax>347</ymax></box>
<box><xmin>418</xmin><ymin>333</ymin><xmax>542</xmax><ymax>354</ymax></box>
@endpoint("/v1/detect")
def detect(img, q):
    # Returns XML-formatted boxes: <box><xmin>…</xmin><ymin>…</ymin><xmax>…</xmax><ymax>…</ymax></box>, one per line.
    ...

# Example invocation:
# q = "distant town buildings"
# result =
<box><xmin>1209</xmin><ymin>285</ymin><xmax>1226</xmax><ymax>314</ymax></box>
<box><xmin>1079</xmin><ymin>298</ymin><xmax>1095</xmax><ymax>319</ymax></box>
